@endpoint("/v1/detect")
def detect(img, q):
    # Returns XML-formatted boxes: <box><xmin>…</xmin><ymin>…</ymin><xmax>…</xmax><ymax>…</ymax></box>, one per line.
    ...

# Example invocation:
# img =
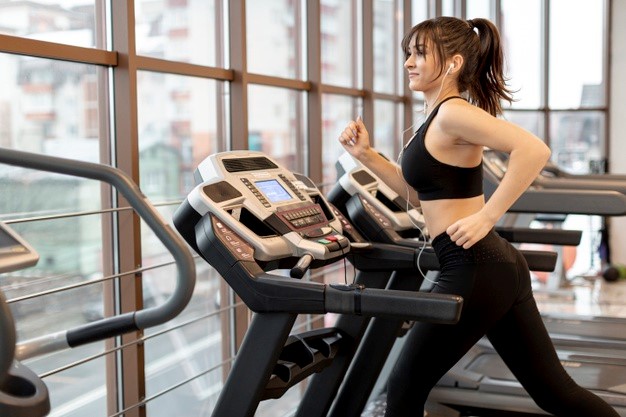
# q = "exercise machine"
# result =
<box><xmin>172</xmin><ymin>150</ymin><xmax>464</xmax><ymax>417</ymax></box>
<box><xmin>0</xmin><ymin>148</ymin><xmax>197</xmax><ymax>416</ymax></box>
<box><xmin>0</xmin><ymin>221</ymin><xmax>49</xmax><ymax>417</ymax></box>
<box><xmin>332</xmin><ymin>152</ymin><xmax>626</xmax><ymax>416</ymax></box>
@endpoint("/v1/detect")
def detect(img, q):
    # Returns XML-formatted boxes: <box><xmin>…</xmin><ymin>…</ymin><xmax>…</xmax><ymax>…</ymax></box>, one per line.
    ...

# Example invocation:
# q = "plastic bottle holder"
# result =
<box><xmin>263</xmin><ymin>328</ymin><xmax>344</xmax><ymax>400</ymax></box>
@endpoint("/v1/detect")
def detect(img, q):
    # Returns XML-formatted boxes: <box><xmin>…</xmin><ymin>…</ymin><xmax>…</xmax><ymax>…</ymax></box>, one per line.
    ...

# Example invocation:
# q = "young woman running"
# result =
<box><xmin>338</xmin><ymin>16</ymin><xmax>619</xmax><ymax>417</ymax></box>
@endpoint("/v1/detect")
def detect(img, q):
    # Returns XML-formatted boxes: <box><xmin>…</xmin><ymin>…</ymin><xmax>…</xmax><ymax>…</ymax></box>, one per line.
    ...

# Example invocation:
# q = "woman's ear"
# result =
<box><xmin>449</xmin><ymin>54</ymin><xmax>464</xmax><ymax>73</ymax></box>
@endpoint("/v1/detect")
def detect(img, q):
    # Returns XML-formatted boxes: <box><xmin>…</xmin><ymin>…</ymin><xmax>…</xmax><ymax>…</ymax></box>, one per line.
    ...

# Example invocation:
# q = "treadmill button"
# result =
<box><xmin>325</xmin><ymin>242</ymin><xmax>340</xmax><ymax>252</ymax></box>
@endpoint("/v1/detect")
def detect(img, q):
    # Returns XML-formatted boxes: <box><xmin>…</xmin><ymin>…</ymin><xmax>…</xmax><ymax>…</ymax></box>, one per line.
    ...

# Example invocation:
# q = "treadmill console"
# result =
<box><xmin>176</xmin><ymin>151</ymin><xmax>349</xmax><ymax>272</ymax></box>
<box><xmin>333</xmin><ymin>152</ymin><xmax>427</xmax><ymax>238</ymax></box>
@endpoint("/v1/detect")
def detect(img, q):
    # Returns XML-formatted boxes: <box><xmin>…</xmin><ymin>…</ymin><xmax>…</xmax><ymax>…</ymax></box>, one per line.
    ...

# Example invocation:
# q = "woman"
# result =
<box><xmin>338</xmin><ymin>16</ymin><xmax>618</xmax><ymax>417</ymax></box>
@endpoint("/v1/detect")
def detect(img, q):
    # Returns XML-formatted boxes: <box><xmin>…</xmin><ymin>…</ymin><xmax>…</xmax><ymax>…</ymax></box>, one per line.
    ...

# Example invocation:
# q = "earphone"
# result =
<box><xmin>395</xmin><ymin>144</ymin><xmax>438</xmax><ymax>285</ymax></box>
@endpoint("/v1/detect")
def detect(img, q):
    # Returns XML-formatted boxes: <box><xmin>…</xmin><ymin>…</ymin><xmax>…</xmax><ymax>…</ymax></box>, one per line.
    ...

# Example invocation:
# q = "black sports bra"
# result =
<box><xmin>401</xmin><ymin>96</ymin><xmax>483</xmax><ymax>201</ymax></box>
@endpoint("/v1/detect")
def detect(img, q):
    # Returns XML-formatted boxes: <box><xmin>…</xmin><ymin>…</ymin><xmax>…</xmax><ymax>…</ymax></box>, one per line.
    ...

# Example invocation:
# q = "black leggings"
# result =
<box><xmin>385</xmin><ymin>230</ymin><xmax>618</xmax><ymax>417</ymax></box>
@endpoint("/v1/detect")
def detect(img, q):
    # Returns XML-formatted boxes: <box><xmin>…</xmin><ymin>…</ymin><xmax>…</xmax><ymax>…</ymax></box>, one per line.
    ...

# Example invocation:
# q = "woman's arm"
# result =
<box><xmin>339</xmin><ymin>116</ymin><xmax>421</xmax><ymax>206</ymax></box>
<box><xmin>438</xmin><ymin>100</ymin><xmax>551</xmax><ymax>247</ymax></box>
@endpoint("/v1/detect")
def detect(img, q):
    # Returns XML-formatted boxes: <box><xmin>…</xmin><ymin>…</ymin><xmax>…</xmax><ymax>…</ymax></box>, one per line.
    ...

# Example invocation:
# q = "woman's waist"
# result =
<box><xmin>421</xmin><ymin>196</ymin><xmax>485</xmax><ymax>238</ymax></box>
<box><xmin>430</xmin><ymin>228</ymin><xmax>515</xmax><ymax>266</ymax></box>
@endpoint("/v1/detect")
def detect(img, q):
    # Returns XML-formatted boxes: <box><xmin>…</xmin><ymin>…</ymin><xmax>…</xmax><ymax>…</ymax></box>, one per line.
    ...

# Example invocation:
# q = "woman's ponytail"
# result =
<box><xmin>465</xmin><ymin>18</ymin><xmax>513</xmax><ymax>116</ymax></box>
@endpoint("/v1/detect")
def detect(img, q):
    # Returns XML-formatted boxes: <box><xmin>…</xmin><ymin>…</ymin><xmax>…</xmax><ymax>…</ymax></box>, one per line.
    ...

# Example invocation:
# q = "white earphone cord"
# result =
<box><xmin>392</xmin><ymin>65</ymin><xmax>453</xmax><ymax>285</ymax></box>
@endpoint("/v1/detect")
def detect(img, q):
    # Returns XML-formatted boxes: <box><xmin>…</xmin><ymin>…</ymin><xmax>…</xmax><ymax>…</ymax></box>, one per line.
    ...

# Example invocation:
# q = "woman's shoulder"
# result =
<box><xmin>436</xmin><ymin>98</ymin><xmax>501</xmax><ymax>144</ymax></box>
<box><xmin>437</xmin><ymin>98</ymin><xmax>492</xmax><ymax>130</ymax></box>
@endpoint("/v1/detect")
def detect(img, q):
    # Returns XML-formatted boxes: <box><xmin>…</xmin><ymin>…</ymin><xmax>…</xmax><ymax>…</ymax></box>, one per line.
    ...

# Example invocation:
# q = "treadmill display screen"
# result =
<box><xmin>255</xmin><ymin>179</ymin><xmax>293</xmax><ymax>203</ymax></box>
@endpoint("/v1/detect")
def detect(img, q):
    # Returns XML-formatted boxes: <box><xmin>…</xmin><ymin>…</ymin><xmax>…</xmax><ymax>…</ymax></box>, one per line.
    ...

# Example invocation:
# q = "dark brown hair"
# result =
<box><xmin>401</xmin><ymin>16</ymin><xmax>513</xmax><ymax>116</ymax></box>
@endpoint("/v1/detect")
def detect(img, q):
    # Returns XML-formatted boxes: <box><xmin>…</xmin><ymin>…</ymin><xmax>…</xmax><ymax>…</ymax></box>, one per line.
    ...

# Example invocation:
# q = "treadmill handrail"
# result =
<box><xmin>494</xmin><ymin>227</ymin><xmax>582</xmax><ymax>246</ymax></box>
<box><xmin>509</xmin><ymin>188</ymin><xmax>626</xmax><ymax>216</ymax></box>
<box><xmin>0</xmin><ymin>147</ymin><xmax>196</xmax><ymax>360</ymax></box>
<box><xmin>534</xmin><ymin>175</ymin><xmax>626</xmax><ymax>194</ymax></box>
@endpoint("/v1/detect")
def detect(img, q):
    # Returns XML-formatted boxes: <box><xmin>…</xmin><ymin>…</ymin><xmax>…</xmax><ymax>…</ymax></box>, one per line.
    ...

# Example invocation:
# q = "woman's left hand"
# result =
<box><xmin>446</xmin><ymin>211</ymin><xmax>495</xmax><ymax>249</ymax></box>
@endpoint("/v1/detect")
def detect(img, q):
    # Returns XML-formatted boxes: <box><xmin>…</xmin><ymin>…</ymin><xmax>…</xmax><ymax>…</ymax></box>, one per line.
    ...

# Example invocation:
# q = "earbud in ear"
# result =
<box><xmin>448</xmin><ymin>63</ymin><xmax>455</xmax><ymax>71</ymax></box>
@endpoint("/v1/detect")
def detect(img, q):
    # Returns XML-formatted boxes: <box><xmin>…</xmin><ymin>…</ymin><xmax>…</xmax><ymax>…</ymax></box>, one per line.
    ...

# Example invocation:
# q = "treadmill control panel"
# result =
<box><xmin>212</xmin><ymin>216</ymin><xmax>255</xmax><ymax>262</ymax></box>
<box><xmin>183</xmin><ymin>151</ymin><xmax>348</xmax><ymax>263</ymax></box>
<box><xmin>359</xmin><ymin>195</ymin><xmax>392</xmax><ymax>228</ymax></box>
<box><xmin>336</xmin><ymin>152</ymin><xmax>426</xmax><ymax>235</ymax></box>
<box><xmin>276</xmin><ymin>204</ymin><xmax>326</xmax><ymax>230</ymax></box>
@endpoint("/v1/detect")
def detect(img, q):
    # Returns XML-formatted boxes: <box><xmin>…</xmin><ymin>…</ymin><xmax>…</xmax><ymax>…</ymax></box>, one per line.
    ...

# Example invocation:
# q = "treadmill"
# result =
<box><xmin>325</xmin><ymin>153</ymin><xmax>563</xmax><ymax>417</ymax></box>
<box><xmin>543</xmin><ymin>159</ymin><xmax>626</xmax><ymax>181</ymax></box>
<box><xmin>484</xmin><ymin>149</ymin><xmax>626</xmax><ymax>196</ymax></box>
<box><xmin>483</xmin><ymin>149</ymin><xmax>626</xmax><ymax>340</ymax></box>
<box><xmin>172</xmin><ymin>150</ymin><xmax>464</xmax><ymax>417</ymax></box>
<box><xmin>332</xmin><ymin>152</ymin><xmax>626</xmax><ymax>417</ymax></box>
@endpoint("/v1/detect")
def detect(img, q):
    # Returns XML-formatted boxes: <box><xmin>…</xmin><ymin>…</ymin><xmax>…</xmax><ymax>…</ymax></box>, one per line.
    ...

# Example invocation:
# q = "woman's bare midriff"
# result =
<box><xmin>420</xmin><ymin>195</ymin><xmax>486</xmax><ymax>240</ymax></box>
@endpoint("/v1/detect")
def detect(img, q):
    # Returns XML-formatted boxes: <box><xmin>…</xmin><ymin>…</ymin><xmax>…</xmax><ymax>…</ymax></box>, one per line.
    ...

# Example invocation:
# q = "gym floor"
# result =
<box><xmin>535</xmin><ymin>276</ymin><xmax>626</xmax><ymax>317</ymax></box>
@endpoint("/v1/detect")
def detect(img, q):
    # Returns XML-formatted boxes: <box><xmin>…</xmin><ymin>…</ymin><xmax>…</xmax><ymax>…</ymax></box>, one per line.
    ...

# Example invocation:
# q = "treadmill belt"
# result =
<box><xmin>468</xmin><ymin>352</ymin><xmax>626</xmax><ymax>394</ymax></box>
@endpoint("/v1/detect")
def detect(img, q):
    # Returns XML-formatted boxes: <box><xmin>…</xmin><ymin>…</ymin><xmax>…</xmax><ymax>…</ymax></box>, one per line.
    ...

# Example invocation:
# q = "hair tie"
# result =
<box><xmin>467</xmin><ymin>19</ymin><xmax>479</xmax><ymax>35</ymax></box>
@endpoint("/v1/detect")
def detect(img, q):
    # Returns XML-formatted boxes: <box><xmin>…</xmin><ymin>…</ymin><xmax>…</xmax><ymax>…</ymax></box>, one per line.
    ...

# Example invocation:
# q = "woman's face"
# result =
<box><xmin>404</xmin><ymin>34</ymin><xmax>443</xmax><ymax>93</ymax></box>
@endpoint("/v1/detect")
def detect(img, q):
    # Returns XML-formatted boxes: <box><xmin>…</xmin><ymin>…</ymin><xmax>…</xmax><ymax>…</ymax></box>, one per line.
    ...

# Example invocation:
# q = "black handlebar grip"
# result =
<box><xmin>290</xmin><ymin>253</ymin><xmax>314</xmax><ymax>278</ymax></box>
<box><xmin>325</xmin><ymin>284</ymin><xmax>462</xmax><ymax>324</ymax></box>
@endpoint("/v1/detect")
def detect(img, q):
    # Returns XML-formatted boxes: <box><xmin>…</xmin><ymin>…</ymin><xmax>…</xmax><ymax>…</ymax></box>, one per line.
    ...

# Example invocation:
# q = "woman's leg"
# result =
<box><xmin>385</xmin><ymin>260</ymin><xmax>520</xmax><ymax>417</ymax></box>
<box><xmin>487</xmin><ymin>251</ymin><xmax>619</xmax><ymax>417</ymax></box>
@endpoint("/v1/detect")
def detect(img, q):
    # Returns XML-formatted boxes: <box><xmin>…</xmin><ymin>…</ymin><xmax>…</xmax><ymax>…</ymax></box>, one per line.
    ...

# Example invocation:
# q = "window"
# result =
<box><xmin>321</xmin><ymin>0</ymin><xmax>357</xmax><ymax>87</ymax></box>
<box><xmin>501</xmin><ymin>0</ymin><xmax>542</xmax><ymax>109</ymax></box>
<box><xmin>321</xmin><ymin>94</ymin><xmax>360</xmax><ymax>187</ymax></box>
<box><xmin>0</xmin><ymin>1</ymin><xmax>100</xmax><ymax>48</ymax></box>
<box><xmin>374</xmin><ymin>0</ymin><xmax>401</xmax><ymax>94</ymax></box>
<box><xmin>246</xmin><ymin>0</ymin><xmax>301</xmax><ymax>78</ymax></box>
<box><xmin>374</xmin><ymin>99</ymin><xmax>401</xmax><ymax>162</ymax></box>
<box><xmin>135</xmin><ymin>0</ymin><xmax>222</xmax><ymax>67</ymax></box>
<box><xmin>549</xmin><ymin>0</ymin><xmax>605</xmax><ymax>110</ymax></box>
<box><xmin>466</xmin><ymin>0</ymin><xmax>494</xmax><ymax>20</ymax></box>
<box><xmin>248</xmin><ymin>85</ymin><xmax>305</xmax><ymax>173</ymax></box>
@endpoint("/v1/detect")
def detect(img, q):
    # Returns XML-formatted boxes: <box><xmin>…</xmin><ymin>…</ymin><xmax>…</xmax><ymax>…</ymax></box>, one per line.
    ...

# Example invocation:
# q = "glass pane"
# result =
<box><xmin>410</xmin><ymin>1</ymin><xmax>427</xmax><ymax>104</ymax></box>
<box><xmin>38</xmin><ymin>351</ymin><xmax>108</xmax><ymax>417</ymax></box>
<box><xmin>137</xmin><ymin>68</ymin><xmax>225</xmax><ymax>340</ymax></box>
<box><xmin>248</xmin><ymin>85</ymin><xmax>304</xmax><ymax>173</ymax></box>
<box><xmin>137</xmin><ymin>71</ymin><xmax>228</xmax><ymax>416</ymax></box>
<box><xmin>0</xmin><ymin>1</ymin><xmax>99</xmax><ymax>48</ymax></box>
<box><xmin>442</xmin><ymin>0</ymin><xmax>455</xmax><ymax>17</ymax></box>
<box><xmin>374</xmin><ymin>0</ymin><xmax>399</xmax><ymax>94</ymax></box>
<box><xmin>374</xmin><ymin>99</ymin><xmax>399</xmax><ymax>162</ymax></box>
<box><xmin>502</xmin><ymin>111</ymin><xmax>545</xmax><ymax>139</ymax></box>
<box><xmin>550</xmin><ymin>111</ymin><xmax>605</xmax><ymax>174</ymax></box>
<box><xmin>0</xmin><ymin>53</ymin><xmax>108</xmax><ymax>414</ymax></box>
<box><xmin>549</xmin><ymin>0</ymin><xmax>605</xmax><ymax>109</ymax></box>
<box><xmin>246</xmin><ymin>0</ymin><xmax>299</xmax><ymax>78</ymax></box>
<box><xmin>137</xmin><ymin>71</ymin><xmax>223</xmax><ymax>200</ymax></box>
<box><xmin>412</xmin><ymin>103</ymin><xmax>427</xmax><ymax>134</ymax></box>
<box><xmin>135</xmin><ymin>0</ymin><xmax>222</xmax><ymax>67</ymax></box>
<box><xmin>466</xmin><ymin>0</ymin><xmax>493</xmax><ymax>20</ymax></box>
<box><xmin>145</xmin><ymin>357</ymin><xmax>224</xmax><ymax>417</ymax></box>
<box><xmin>0</xmin><ymin>54</ymin><xmax>102</xmax><ymax>163</ymax></box>
<box><xmin>321</xmin><ymin>94</ymin><xmax>359</xmax><ymax>188</ymax></box>
<box><xmin>501</xmin><ymin>0</ymin><xmax>542</xmax><ymax>109</ymax></box>
<box><xmin>143</xmin><ymin>262</ymin><xmax>226</xmax><ymax>417</ymax></box>
<box><xmin>411</xmin><ymin>0</ymin><xmax>428</xmax><ymax>23</ymax></box>
<box><xmin>321</xmin><ymin>0</ymin><xmax>356</xmax><ymax>87</ymax></box>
